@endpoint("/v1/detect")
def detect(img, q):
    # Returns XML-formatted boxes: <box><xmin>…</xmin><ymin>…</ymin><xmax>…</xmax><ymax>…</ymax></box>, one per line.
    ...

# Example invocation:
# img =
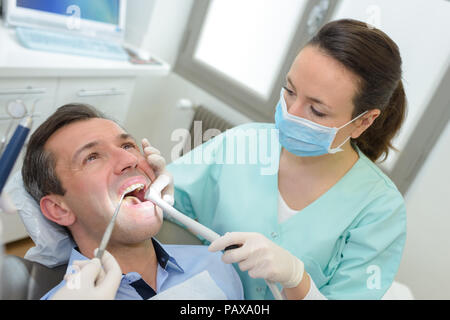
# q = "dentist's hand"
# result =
<box><xmin>209</xmin><ymin>232</ymin><xmax>305</xmax><ymax>288</ymax></box>
<box><xmin>51</xmin><ymin>249</ymin><xmax>122</xmax><ymax>300</ymax></box>
<box><xmin>142</xmin><ymin>138</ymin><xmax>174</xmax><ymax>205</ymax></box>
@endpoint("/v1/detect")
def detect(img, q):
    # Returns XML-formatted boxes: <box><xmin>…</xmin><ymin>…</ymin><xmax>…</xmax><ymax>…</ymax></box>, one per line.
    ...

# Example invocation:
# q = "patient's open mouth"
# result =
<box><xmin>120</xmin><ymin>181</ymin><xmax>158</xmax><ymax>215</ymax></box>
<box><xmin>123</xmin><ymin>183</ymin><xmax>147</xmax><ymax>203</ymax></box>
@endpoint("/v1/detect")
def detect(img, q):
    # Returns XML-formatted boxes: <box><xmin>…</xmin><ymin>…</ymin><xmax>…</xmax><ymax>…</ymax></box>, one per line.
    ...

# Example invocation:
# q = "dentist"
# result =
<box><xmin>152</xmin><ymin>19</ymin><xmax>408</xmax><ymax>300</ymax></box>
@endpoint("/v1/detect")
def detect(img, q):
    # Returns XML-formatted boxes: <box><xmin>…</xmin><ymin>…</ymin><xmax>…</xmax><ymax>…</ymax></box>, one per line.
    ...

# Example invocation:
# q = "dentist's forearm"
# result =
<box><xmin>283</xmin><ymin>271</ymin><xmax>311</xmax><ymax>300</ymax></box>
<box><xmin>284</xmin><ymin>272</ymin><xmax>328</xmax><ymax>300</ymax></box>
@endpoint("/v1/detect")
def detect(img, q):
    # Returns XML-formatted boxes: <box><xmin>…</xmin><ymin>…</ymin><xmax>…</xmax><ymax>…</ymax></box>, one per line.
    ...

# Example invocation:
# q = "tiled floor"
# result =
<box><xmin>4</xmin><ymin>237</ymin><xmax>35</xmax><ymax>258</ymax></box>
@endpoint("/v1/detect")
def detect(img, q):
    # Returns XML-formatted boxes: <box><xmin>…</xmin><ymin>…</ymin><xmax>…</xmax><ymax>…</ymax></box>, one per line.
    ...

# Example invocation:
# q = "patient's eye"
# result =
<box><xmin>84</xmin><ymin>152</ymin><xmax>99</xmax><ymax>164</ymax></box>
<box><xmin>122</xmin><ymin>142</ymin><xmax>137</xmax><ymax>150</ymax></box>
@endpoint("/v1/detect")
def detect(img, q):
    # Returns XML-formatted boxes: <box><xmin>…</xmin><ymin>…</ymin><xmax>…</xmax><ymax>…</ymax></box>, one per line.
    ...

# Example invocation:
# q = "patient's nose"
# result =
<box><xmin>113</xmin><ymin>147</ymin><xmax>138</xmax><ymax>174</ymax></box>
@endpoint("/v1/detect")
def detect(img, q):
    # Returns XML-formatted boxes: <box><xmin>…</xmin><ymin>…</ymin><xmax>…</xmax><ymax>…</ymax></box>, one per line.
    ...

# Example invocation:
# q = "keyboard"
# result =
<box><xmin>15</xmin><ymin>27</ymin><xmax>129</xmax><ymax>61</ymax></box>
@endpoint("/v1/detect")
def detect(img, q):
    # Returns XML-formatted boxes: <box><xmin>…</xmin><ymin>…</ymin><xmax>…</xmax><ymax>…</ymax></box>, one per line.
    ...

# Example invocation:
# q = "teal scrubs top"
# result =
<box><xmin>167</xmin><ymin>122</ymin><xmax>406</xmax><ymax>300</ymax></box>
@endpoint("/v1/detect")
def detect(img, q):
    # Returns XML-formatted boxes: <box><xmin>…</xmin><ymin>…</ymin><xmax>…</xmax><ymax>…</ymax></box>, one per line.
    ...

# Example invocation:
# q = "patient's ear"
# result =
<box><xmin>40</xmin><ymin>195</ymin><xmax>75</xmax><ymax>226</ymax></box>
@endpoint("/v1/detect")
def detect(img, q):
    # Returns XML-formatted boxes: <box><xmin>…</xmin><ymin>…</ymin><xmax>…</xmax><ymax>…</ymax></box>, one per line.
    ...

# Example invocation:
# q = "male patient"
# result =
<box><xmin>21</xmin><ymin>103</ymin><xmax>243</xmax><ymax>300</ymax></box>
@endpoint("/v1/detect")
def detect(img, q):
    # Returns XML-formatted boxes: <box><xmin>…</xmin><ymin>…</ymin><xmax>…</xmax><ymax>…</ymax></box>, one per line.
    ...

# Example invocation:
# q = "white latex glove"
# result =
<box><xmin>209</xmin><ymin>232</ymin><xmax>305</xmax><ymax>288</ymax></box>
<box><xmin>52</xmin><ymin>249</ymin><xmax>122</xmax><ymax>300</ymax></box>
<box><xmin>142</xmin><ymin>138</ymin><xmax>174</xmax><ymax>206</ymax></box>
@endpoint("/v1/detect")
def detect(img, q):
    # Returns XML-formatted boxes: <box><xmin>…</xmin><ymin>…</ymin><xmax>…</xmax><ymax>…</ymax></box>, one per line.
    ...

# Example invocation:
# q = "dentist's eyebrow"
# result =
<box><xmin>72</xmin><ymin>141</ymin><xmax>99</xmax><ymax>163</ymax></box>
<box><xmin>287</xmin><ymin>76</ymin><xmax>333</xmax><ymax>111</ymax></box>
<box><xmin>307</xmin><ymin>96</ymin><xmax>332</xmax><ymax>111</ymax></box>
<box><xmin>286</xmin><ymin>76</ymin><xmax>296</xmax><ymax>90</ymax></box>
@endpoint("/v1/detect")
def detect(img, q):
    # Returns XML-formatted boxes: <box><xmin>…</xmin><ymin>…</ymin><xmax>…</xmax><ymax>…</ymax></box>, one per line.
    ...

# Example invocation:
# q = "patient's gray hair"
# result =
<box><xmin>22</xmin><ymin>103</ymin><xmax>107</xmax><ymax>204</ymax></box>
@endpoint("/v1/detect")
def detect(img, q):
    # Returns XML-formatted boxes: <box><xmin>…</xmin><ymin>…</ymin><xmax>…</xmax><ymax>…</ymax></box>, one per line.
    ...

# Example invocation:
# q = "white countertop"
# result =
<box><xmin>0</xmin><ymin>21</ymin><xmax>171</xmax><ymax>78</ymax></box>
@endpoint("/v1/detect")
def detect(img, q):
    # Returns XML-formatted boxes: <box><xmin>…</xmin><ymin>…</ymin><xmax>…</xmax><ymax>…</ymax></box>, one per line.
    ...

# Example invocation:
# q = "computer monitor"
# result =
<box><xmin>3</xmin><ymin>0</ymin><xmax>127</xmax><ymax>41</ymax></box>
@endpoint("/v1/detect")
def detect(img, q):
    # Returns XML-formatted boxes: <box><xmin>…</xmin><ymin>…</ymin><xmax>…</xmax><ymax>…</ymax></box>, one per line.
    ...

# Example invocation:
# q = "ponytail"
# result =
<box><xmin>354</xmin><ymin>81</ymin><xmax>407</xmax><ymax>162</ymax></box>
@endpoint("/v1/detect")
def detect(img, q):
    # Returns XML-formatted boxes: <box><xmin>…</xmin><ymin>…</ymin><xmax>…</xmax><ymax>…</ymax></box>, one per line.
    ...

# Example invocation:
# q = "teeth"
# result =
<box><xmin>123</xmin><ymin>183</ymin><xmax>145</xmax><ymax>196</ymax></box>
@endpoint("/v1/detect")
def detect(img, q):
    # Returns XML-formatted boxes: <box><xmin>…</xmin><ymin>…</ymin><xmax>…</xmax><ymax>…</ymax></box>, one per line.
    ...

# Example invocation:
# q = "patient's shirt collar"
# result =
<box><xmin>70</xmin><ymin>238</ymin><xmax>184</xmax><ymax>273</ymax></box>
<box><xmin>151</xmin><ymin>238</ymin><xmax>184</xmax><ymax>272</ymax></box>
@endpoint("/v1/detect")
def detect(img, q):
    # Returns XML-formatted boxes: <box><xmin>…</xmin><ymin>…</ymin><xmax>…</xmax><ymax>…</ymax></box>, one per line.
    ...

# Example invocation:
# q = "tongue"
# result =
<box><xmin>124</xmin><ymin>196</ymin><xmax>141</xmax><ymax>205</ymax></box>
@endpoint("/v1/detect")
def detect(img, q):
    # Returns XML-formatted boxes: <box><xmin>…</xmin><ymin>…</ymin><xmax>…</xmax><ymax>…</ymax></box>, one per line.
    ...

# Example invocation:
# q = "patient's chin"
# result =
<box><xmin>115</xmin><ymin>218</ymin><xmax>162</xmax><ymax>244</ymax></box>
<box><xmin>117</xmin><ymin>202</ymin><xmax>163</xmax><ymax>237</ymax></box>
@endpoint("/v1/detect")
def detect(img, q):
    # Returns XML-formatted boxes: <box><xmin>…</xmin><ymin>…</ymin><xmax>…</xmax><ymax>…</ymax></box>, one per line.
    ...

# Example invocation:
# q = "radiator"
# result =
<box><xmin>182</xmin><ymin>105</ymin><xmax>234</xmax><ymax>156</ymax></box>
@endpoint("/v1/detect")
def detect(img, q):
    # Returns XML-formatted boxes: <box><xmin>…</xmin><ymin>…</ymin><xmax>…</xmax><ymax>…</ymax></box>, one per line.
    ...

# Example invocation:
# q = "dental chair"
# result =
<box><xmin>0</xmin><ymin>219</ymin><xmax>203</xmax><ymax>300</ymax></box>
<box><xmin>1</xmin><ymin>254</ymin><xmax>66</xmax><ymax>300</ymax></box>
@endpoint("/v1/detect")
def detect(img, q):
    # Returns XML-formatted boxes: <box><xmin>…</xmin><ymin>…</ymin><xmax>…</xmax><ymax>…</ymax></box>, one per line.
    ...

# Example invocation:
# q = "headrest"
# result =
<box><xmin>4</xmin><ymin>171</ymin><xmax>75</xmax><ymax>267</ymax></box>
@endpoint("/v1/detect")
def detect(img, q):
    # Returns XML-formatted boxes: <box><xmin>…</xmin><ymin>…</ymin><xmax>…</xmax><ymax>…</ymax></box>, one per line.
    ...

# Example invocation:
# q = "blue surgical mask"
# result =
<box><xmin>275</xmin><ymin>88</ymin><xmax>367</xmax><ymax>157</ymax></box>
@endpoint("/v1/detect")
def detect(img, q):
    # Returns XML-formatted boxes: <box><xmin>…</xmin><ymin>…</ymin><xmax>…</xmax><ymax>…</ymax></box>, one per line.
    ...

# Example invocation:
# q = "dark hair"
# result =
<box><xmin>307</xmin><ymin>19</ymin><xmax>407</xmax><ymax>161</ymax></box>
<box><xmin>22</xmin><ymin>103</ymin><xmax>106</xmax><ymax>204</ymax></box>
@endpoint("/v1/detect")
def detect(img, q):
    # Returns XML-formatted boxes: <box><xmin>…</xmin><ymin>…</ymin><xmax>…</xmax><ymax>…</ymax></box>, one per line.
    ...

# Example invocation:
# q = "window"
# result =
<box><xmin>194</xmin><ymin>0</ymin><xmax>307</xmax><ymax>99</ymax></box>
<box><xmin>176</xmin><ymin>0</ymin><xmax>339</xmax><ymax>121</ymax></box>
